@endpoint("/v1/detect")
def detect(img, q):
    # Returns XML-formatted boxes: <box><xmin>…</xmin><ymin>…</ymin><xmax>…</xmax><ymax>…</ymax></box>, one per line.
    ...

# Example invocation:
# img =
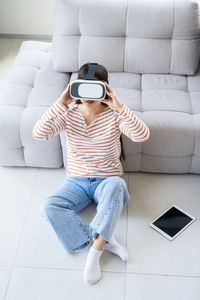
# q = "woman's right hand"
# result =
<box><xmin>59</xmin><ymin>80</ymin><xmax>76</xmax><ymax>107</ymax></box>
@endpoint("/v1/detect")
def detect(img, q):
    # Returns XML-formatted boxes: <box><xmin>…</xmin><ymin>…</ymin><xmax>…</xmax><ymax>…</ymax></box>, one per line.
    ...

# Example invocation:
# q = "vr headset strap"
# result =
<box><xmin>85</xmin><ymin>63</ymin><xmax>98</xmax><ymax>80</ymax></box>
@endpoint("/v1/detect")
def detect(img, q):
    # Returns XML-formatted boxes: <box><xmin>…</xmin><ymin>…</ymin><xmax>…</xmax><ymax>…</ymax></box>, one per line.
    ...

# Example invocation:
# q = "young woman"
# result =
<box><xmin>32</xmin><ymin>63</ymin><xmax>150</xmax><ymax>284</ymax></box>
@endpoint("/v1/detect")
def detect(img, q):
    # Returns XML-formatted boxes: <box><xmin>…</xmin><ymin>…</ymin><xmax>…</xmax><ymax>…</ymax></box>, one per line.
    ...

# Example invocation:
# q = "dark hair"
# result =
<box><xmin>75</xmin><ymin>62</ymin><xmax>125</xmax><ymax>162</ymax></box>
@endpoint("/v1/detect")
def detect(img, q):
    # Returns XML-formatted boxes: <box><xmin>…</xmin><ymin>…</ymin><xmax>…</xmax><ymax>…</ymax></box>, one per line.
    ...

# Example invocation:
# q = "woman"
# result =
<box><xmin>32</xmin><ymin>62</ymin><xmax>150</xmax><ymax>284</ymax></box>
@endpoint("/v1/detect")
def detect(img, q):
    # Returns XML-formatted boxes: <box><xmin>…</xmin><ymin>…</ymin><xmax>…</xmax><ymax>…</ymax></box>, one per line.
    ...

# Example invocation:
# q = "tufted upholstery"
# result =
<box><xmin>52</xmin><ymin>0</ymin><xmax>200</xmax><ymax>75</ymax></box>
<box><xmin>0</xmin><ymin>0</ymin><xmax>200</xmax><ymax>174</ymax></box>
<box><xmin>0</xmin><ymin>41</ymin><xmax>70</xmax><ymax>167</ymax></box>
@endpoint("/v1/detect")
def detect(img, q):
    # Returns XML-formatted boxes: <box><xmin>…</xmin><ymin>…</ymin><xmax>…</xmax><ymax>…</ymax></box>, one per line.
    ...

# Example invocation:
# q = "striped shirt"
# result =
<box><xmin>32</xmin><ymin>98</ymin><xmax>150</xmax><ymax>177</ymax></box>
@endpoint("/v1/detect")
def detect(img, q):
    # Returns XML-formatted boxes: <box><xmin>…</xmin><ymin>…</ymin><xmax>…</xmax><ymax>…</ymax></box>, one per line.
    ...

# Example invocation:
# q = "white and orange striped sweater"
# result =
<box><xmin>32</xmin><ymin>98</ymin><xmax>150</xmax><ymax>177</ymax></box>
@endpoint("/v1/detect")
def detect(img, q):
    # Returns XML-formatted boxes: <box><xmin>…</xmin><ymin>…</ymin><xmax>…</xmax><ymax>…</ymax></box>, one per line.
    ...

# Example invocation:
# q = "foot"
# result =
<box><xmin>83</xmin><ymin>246</ymin><xmax>103</xmax><ymax>284</ymax></box>
<box><xmin>103</xmin><ymin>235</ymin><xmax>128</xmax><ymax>262</ymax></box>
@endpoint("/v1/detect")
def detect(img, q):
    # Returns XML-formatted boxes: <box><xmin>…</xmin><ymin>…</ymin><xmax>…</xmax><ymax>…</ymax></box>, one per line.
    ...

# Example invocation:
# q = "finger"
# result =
<box><xmin>107</xmin><ymin>86</ymin><xmax>113</xmax><ymax>93</ymax></box>
<box><xmin>109</xmin><ymin>86</ymin><xmax>115</xmax><ymax>93</ymax></box>
<box><xmin>107</xmin><ymin>91</ymin><xmax>114</xmax><ymax>95</ymax></box>
<box><xmin>107</xmin><ymin>91</ymin><xmax>114</xmax><ymax>97</ymax></box>
<box><xmin>105</xmin><ymin>83</ymin><xmax>112</xmax><ymax>92</ymax></box>
<box><xmin>66</xmin><ymin>82</ymin><xmax>70</xmax><ymax>89</ymax></box>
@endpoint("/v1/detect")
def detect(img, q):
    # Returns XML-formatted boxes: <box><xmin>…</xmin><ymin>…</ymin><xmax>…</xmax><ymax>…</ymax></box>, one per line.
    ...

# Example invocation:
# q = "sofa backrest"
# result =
<box><xmin>52</xmin><ymin>0</ymin><xmax>200</xmax><ymax>75</ymax></box>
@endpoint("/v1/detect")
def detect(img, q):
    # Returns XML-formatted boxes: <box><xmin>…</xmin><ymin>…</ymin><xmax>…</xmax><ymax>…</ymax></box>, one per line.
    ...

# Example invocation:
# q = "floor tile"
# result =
<box><xmin>5</xmin><ymin>267</ymin><xmax>125</xmax><ymax>300</ymax></box>
<box><xmin>0</xmin><ymin>266</ymin><xmax>11</xmax><ymax>300</ymax></box>
<box><xmin>125</xmin><ymin>273</ymin><xmax>200</xmax><ymax>300</ymax></box>
<box><xmin>0</xmin><ymin>166</ymin><xmax>38</xmax><ymax>265</ymax></box>
<box><xmin>126</xmin><ymin>172</ymin><xmax>200</xmax><ymax>276</ymax></box>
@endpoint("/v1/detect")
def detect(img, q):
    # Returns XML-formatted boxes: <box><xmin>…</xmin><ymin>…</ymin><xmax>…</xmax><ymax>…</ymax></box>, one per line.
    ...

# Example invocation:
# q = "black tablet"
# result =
<box><xmin>149</xmin><ymin>205</ymin><xmax>196</xmax><ymax>240</ymax></box>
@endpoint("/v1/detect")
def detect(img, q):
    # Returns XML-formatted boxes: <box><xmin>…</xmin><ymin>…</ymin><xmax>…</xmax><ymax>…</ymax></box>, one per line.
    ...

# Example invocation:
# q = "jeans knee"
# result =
<box><xmin>39</xmin><ymin>197</ymin><xmax>54</xmax><ymax>219</ymax></box>
<box><xmin>115</xmin><ymin>178</ymin><xmax>130</xmax><ymax>206</ymax></box>
<box><xmin>114</xmin><ymin>177</ymin><xmax>128</xmax><ymax>195</ymax></box>
<box><xmin>103</xmin><ymin>177</ymin><xmax>128</xmax><ymax>202</ymax></box>
<box><xmin>106</xmin><ymin>176</ymin><xmax>126</xmax><ymax>191</ymax></box>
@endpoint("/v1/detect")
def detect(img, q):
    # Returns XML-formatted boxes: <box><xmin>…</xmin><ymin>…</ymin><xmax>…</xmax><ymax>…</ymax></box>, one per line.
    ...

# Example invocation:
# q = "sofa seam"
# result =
<box><xmin>187</xmin><ymin>76</ymin><xmax>196</xmax><ymax>172</ymax></box>
<box><xmin>123</xmin><ymin>0</ymin><xmax>129</xmax><ymax>72</ymax></box>
<box><xmin>53</xmin><ymin>34</ymin><xmax>200</xmax><ymax>41</ymax></box>
<box><xmin>170</xmin><ymin>0</ymin><xmax>175</xmax><ymax>73</ymax></box>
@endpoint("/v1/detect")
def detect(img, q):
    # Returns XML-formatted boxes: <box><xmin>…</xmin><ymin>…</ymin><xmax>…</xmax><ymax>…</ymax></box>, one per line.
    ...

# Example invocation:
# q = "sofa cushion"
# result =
<box><xmin>0</xmin><ymin>40</ymin><xmax>70</xmax><ymax>167</ymax></box>
<box><xmin>52</xmin><ymin>0</ymin><xmax>200</xmax><ymax>75</ymax></box>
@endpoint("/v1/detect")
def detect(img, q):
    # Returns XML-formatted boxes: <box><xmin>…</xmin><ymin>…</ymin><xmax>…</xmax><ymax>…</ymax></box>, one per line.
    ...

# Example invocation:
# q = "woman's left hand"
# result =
<box><xmin>101</xmin><ymin>82</ymin><xmax>123</xmax><ymax>112</ymax></box>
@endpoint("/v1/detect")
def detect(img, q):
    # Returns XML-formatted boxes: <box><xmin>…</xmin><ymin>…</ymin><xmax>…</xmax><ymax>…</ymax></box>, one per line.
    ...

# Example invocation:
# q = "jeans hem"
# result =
<box><xmin>90</xmin><ymin>229</ymin><xmax>109</xmax><ymax>244</ymax></box>
<box><xmin>69</xmin><ymin>235</ymin><xmax>92</xmax><ymax>253</ymax></box>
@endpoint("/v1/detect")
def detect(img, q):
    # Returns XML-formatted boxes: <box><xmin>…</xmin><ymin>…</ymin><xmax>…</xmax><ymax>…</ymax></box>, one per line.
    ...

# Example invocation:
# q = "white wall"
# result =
<box><xmin>0</xmin><ymin>0</ymin><xmax>56</xmax><ymax>36</ymax></box>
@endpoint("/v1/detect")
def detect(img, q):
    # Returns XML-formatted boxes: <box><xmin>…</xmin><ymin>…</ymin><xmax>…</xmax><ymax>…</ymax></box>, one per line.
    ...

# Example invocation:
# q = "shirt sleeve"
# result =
<box><xmin>115</xmin><ymin>103</ymin><xmax>150</xmax><ymax>142</ymax></box>
<box><xmin>32</xmin><ymin>98</ymin><xmax>69</xmax><ymax>141</ymax></box>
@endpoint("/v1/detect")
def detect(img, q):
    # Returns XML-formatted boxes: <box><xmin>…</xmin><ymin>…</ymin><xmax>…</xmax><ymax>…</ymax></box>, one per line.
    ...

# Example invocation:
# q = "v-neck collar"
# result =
<box><xmin>76</xmin><ymin>104</ymin><xmax>109</xmax><ymax>128</ymax></box>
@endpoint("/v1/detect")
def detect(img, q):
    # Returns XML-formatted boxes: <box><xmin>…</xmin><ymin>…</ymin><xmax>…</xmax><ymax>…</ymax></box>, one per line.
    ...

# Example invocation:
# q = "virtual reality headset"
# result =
<box><xmin>69</xmin><ymin>63</ymin><xmax>108</xmax><ymax>101</ymax></box>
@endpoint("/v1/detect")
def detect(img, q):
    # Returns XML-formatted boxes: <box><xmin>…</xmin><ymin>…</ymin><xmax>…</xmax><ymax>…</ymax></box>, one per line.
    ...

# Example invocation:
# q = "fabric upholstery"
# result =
<box><xmin>52</xmin><ymin>0</ymin><xmax>200</xmax><ymax>75</ymax></box>
<box><xmin>0</xmin><ymin>41</ymin><xmax>70</xmax><ymax>167</ymax></box>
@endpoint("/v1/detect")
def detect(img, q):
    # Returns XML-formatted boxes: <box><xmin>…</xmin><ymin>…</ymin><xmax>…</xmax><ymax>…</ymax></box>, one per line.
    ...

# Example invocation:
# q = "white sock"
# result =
<box><xmin>83</xmin><ymin>246</ymin><xmax>103</xmax><ymax>284</ymax></box>
<box><xmin>103</xmin><ymin>235</ymin><xmax>128</xmax><ymax>262</ymax></box>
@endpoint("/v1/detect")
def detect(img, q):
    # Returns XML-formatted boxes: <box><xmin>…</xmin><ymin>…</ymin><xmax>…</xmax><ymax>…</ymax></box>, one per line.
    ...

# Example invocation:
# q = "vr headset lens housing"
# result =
<box><xmin>70</xmin><ymin>79</ymin><xmax>106</xmax><ymax>101</ymax></box>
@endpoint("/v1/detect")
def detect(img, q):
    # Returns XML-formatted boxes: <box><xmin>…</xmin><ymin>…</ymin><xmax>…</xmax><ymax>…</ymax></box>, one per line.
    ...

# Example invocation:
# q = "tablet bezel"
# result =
<box><xmin>149</xmin><ymin>204</ymin><xmax>196</xmax><ymax>241</ymax></box>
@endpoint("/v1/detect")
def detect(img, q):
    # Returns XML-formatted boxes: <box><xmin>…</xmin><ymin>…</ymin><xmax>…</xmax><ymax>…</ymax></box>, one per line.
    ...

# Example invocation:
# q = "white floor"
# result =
<box><xmin>0</xmin><ymin>38</ymin><xmax>200</xmax><ymax>300</ymax></box>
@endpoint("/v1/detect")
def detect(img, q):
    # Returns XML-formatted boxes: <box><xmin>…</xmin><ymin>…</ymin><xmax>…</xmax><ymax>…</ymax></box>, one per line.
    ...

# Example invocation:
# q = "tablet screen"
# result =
<box><xmin>152</xmin><ymin>206</ymin><xmax>193</xmax><ymax>238</ymax></box>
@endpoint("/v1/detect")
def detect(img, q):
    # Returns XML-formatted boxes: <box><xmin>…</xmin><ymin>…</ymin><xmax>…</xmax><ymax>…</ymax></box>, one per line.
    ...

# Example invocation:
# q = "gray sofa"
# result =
<box><xmin>0</xmin><ymin>0</ymin><xmax>200</xmax><ymax>174</ymax></box>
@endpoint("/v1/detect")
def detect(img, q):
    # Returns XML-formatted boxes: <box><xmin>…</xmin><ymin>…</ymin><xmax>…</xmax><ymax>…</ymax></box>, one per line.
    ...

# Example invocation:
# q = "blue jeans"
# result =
<box><xmin>39</xmin><ymin>174</ymin><xmax>130</xmax><ymax>254</ymax></box>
